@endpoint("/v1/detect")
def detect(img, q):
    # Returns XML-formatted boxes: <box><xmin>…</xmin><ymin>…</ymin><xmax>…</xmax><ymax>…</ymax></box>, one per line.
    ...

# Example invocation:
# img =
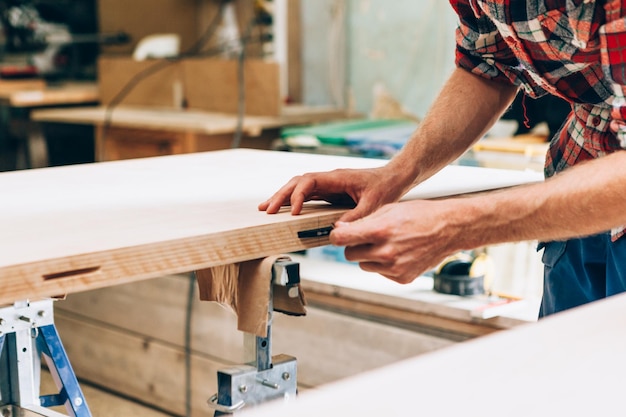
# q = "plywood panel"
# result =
<box><xmin>98</xmin><ymin>0</ymin><xmax>199</xmax><ymax>54</ymax></box>
<box><xmin>97</xmin><ymin>56</ymin><xmax>280</xmax><ymax>116</ymax></box>
<box><xmin>0</xmin><ymin>149</ymin><xmax>542</xmax><ymax>304</ymax></box>
<box><xmin>182</xmin><ymin>58</ymin><xmax>281</xmax><ymax>116</ymax></box>
<box><xmin>98</xmin><ymin>57</ymin><xmax>182</xmax><ymax>107</ymax></box>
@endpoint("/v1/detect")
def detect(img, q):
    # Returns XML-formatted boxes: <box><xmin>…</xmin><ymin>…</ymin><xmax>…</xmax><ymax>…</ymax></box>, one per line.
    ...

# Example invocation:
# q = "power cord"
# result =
<box><xmin>230</xmin><ymin>14</ymin><xmax>258</xmax><ymax>149</ymax></box>
<box><xmin>185</xmin><ymin>272</ymin><xmax>196</xmax><ymax>417</ymax></box>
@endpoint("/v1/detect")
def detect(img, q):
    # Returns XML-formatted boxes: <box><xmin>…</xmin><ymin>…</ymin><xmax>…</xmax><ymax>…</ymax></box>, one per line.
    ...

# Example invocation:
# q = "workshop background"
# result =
<box><xmin>0</xmin><ymin>1</ymin><xmax>554</xmax><ymax>416</ymax></box>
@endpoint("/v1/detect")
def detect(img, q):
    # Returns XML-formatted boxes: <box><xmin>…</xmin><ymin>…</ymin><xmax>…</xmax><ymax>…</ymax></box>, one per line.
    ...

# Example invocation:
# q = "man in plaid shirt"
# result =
<box><xmin>260</xmin><ymin>1</ymin><xmax>626</xmax><ymax>317</ymax></box>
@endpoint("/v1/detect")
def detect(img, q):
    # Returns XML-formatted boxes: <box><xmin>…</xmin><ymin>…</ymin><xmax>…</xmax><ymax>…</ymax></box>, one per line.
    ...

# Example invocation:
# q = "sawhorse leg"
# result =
<box><xmin>0</xmin><ymin>300</ymin><xmax>91</xmax><ymax>417</ymax></box>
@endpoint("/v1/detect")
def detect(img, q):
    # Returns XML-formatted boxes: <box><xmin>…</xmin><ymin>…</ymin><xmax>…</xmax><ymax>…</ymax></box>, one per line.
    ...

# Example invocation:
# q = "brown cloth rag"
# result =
<box><xmin>196</xmin><ymin>255</ymin><xmax>306</xmax><ymax>338</ymax></box>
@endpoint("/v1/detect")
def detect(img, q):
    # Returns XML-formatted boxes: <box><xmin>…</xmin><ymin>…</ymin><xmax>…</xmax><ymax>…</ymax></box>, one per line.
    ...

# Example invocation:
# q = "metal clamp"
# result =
<box><xmin>207</xmin><ymin>259</ymin><xmax>300</xmax><ymax>415</ymax></box>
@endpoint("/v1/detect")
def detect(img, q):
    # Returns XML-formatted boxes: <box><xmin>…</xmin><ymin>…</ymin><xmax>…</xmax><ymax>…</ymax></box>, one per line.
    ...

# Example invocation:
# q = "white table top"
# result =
<box><xmin>244</xmin><ymin>291</ymin><xmax>626</xmax><ymax>417</ymax></box>
<box><xmin>0</xmin><ymin>149</ymin><xmax>542</xmax><ymax>303</ymax></box>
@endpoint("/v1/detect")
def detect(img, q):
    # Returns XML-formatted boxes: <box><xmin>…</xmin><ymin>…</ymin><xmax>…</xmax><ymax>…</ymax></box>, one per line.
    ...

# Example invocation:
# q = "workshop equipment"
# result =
<box><xmin>0</xmin><ymin>0</ymin><xmax>129</xmax><ymax>79</ymax></box>
<box><xmin>207</xmin><ymin>259</ymin><xmax>301</xmax><ymax>416</ymax></box>
<box><xmin>433</xmin><ymin>253</ymin><xmax>492</xmax><ymax>296</ymax></box>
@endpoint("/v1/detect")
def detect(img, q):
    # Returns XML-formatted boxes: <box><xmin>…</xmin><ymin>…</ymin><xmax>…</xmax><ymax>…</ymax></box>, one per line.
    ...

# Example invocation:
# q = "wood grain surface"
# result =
<box><xmin>0</xmin><ymin>149</ymin><xmax>542</xmax><ymax>303</ymax></box>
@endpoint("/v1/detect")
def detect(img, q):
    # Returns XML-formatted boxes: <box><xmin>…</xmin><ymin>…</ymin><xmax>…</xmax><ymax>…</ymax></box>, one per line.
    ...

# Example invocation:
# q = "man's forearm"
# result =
<box><xmin>453</xmin><ymin>150</ymin><xmax>626</xmax><ymax>249</ymax></box>
<box><xmin>388</xmin><ymin>68</ymin><xmax>519</xmax><ymax>191</ymax></box>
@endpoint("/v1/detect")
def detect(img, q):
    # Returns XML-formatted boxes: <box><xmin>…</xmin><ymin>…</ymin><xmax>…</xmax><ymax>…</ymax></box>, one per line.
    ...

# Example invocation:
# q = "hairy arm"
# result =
<box><xmin>331</xmin><ymin>151</ymin><xmax>626</xmax><ymax>283</ymax></box>
<box><xmin>456</xmin><ymin>151</ymin><xmax>626</xmax><ymax>247</ymax></box>
<box><xmin>259</xmin><ymin>68</ymin><xmax>519</xmax><ymax>220</ymax></box>
<box><xmin>385</xmin><ymin>67</ymin><xmax>519</xmax><ymax>193</ymax></box>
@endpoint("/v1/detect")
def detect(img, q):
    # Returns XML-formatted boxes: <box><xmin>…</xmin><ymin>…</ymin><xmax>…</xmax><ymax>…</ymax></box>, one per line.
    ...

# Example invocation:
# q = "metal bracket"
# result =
<box><xmin>0</xmin><ymin>300</ymin><xmax>91</xmax><ymax>417</ymax></box>
<box><xmin>210</xmin><ymin>354</ymin><xmax>297</xmax><ymax>415</ymax></box>
<box><xmin>207</xmin><ymin>260</ymin><xmax>300</xmax><ymax>415</ymax></box>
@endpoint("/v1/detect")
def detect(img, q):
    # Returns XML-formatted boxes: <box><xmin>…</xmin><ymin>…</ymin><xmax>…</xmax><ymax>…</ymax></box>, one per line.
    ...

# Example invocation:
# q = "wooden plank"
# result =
<box><xmin>98</xmin><ymin>0</ymin><xmax>199</xmax><ymax>55</ymax></box>
<box><xmin>98</xmin><ymin>57</ymin><xmax>183</xmax><ymax>108</ymax></box>
<box><xmin>304</xmin><ymin>291</ymin><xmax>498</xmax><ymax>339</ymax></box>
<box><xmin>0</xmin><ymin>79</ymin><xmax>47</xmax><ymax>103</ymax></box>
<box><xmin>31</xmin><ymin>105</ymin><xmax>353</xmax><ymax>135</ymax></box>
<box><xmin>56</xmin><ymin>275</ymin><xmax>244</xmax><ymax>363</ymax></box>
<box><xmin>36</xmin><ymin>106</ymin><xmax>263</xmax><ymax>134</ymax></box>
<box><xmin>0</xmin><ymin>149</ymin><xmax>542</xmax><ymax>304</ymax></box>
<box><xmin>97</xmin><ymin>56</ymin><xmax>280</xmax><ymax>116</ymax></box>
<box><xmin>54</xmin><ymin>311</ymin><xmax>224</xmax><ymax>417</ymax></box>
<box><xmin>7</xmin><ymin>82</ymin><xmax>99</xmax><ymax>107</ymax></box>
<box><xmin>182</xmin><ymin>58</ymin><xmax>281</xmax><ymax>116</ymax></box>
<box><xmin>56</xmin><ymin>274</ymin><xmax>454</xmax><ymax>388</ymax></box>
<box><xmin>99</xmin><ymin>128</ymin><xmax>187</xmax><ymax>161</ymax></box>
<box><xmin>0</xmin><ymin>78</ymin><xmax>46</xmax><ymax>93</ymax></box>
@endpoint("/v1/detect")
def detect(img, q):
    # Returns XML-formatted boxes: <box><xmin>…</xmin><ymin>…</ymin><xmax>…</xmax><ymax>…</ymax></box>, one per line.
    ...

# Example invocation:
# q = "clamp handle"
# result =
<box><xmin>207</xmin><ymin>394</ymin><xmax>245</xmax><ymax>414</ymax></box>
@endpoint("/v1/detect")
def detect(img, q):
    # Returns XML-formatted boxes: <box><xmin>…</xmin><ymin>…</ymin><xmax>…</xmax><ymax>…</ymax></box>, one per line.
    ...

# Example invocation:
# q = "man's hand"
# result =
<box><xmin>258</xmin><ymin>166</ymin><xmax>409</xmax><ymax>222</ymax></box>
<box><xmin>330</xmin><ymin>199</ymin><xmax>463</xmax><ymax>284</ymax></box>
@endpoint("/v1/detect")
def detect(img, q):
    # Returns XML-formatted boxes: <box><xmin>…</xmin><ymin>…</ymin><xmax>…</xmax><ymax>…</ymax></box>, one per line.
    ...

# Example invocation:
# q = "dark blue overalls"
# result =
<box><xmin>540</xmin><ymin>234</ymin><xmax>626</xmax><ymax>317</ymax></box>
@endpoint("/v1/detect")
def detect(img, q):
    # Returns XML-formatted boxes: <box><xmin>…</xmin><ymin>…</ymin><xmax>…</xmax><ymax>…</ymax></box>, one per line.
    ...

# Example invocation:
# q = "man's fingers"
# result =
<box><xmin>330</xmin><ymin>221</ymin><xmax>376</xmax><ymax>248</ymax></box>
<box><xmin>258</xmin><ymin>180</ymin><xmax>299</xmax><ymax>214</ymax></box>
<box><xmin>337</xmin><ymin>199</ymin><xmax>374</xmax><ymax>222</ymax></box>
<box><xmin>359</xmin><ymin>262</ymin><xmax>419</xmax><ymax>284</ymax></box>
<box><xmin>258</xmin><ymin>197</ymin><xmax>289</xmax><ymax>213</ymax></box>
<box><xmin>261</xmin><ymin>193</ymin><xmax>290</xmax><ymax>214</ymax></box>
<box><xmin>289</xmin><ymin>176</ymin><xmax>320</xmax><ymax>215</ymax></box>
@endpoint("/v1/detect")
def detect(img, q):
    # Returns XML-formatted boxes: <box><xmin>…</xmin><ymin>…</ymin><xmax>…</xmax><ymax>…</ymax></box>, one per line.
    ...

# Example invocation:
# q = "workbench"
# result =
<box><xmin>0</xmin><ymin>82</ymin><xmax>99</xmax><ymax>108</ymax></box>
<box><xmin>0</xmin><ymin>81</ymin><xmax>99</xmax><ymax>170</ymax></box>
<box><xmin>0</xmin><ymin>149</ymin><xmax>543</xmax><ymax>416</ymax></box>
<box><xmin>30</xmin><ymin>105</ymin><xmax>353</xmax><ymax>162</ymax></box>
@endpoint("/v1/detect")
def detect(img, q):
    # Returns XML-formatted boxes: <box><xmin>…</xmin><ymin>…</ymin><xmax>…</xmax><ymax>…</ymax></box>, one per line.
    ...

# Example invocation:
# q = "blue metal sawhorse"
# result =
<box><xmin>0</xmin><ymin>300</ymin><xmax>91</xmax><ymax>417</ymax></box>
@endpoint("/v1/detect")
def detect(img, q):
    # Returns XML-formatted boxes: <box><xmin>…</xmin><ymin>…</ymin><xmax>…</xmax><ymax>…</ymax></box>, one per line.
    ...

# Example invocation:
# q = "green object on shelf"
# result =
<box><xmin>281</xmin><ymin>119</ymin><xmax>412</xmax><ymax>146</ymax></box>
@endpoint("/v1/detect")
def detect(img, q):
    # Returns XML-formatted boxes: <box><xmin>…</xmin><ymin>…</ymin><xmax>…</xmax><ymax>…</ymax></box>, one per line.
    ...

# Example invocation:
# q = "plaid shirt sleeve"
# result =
<box><xmin>450</xmin><ymin>0</ymin><xmax>524</xmax><ymax>88</ymax></box>
<box><xmin>600</xmin><ymin>0</ymin><xmax>626</xmax><ymax>146</ymax></box>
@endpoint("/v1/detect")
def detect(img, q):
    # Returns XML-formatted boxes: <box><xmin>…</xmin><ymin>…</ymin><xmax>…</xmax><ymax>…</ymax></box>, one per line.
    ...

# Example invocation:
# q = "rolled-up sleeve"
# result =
<box><xmin>599</xmin><ymin>2</ymin><xmax>626</xmax><ymax>146</ymax></box>
<box><xmin>450</xmin><ymin>0</ymin><xmax>524</xmax><ymax>88</ymax></box>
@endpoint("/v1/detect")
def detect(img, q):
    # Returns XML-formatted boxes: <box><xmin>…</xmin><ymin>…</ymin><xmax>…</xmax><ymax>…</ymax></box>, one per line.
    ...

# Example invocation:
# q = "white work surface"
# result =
<box><xmin>244</xmin><ymin>291</ymin><xmax>626</xmax><ymax>417</ymax></box>
<box><xmin>0</xmin><ymin>149</ymin><xmax>542</xmax><ymax>304</ymax></box>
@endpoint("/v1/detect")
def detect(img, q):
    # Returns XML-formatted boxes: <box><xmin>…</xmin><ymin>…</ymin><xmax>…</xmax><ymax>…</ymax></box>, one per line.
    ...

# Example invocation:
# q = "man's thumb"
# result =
<box><xmin>338</xmin><ymin>201</ymin><xmax>373</xmax><ymax>223</ymax></box>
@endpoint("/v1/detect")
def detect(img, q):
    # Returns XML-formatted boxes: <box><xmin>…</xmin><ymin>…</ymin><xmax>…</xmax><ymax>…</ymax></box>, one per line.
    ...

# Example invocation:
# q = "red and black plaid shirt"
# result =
<box><xmin>451</xmin><ymin>0</ymin><xmax>626</xmax><ymax>238</ymax></box>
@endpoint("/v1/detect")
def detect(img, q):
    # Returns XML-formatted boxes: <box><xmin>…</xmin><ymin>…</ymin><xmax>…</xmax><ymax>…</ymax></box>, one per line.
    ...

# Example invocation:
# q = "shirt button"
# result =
<box><xmin>592</xmin><ymin>116</ymin><xmax>601</xmax><ymax>126</ymax></box>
